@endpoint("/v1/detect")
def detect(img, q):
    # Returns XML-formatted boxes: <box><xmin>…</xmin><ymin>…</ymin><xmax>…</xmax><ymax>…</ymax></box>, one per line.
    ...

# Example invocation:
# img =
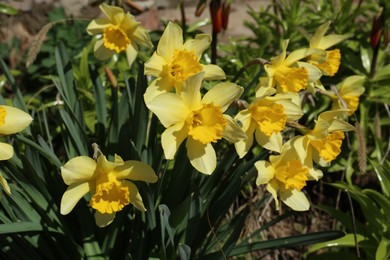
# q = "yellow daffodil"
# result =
<box><xmin>60</xmin><ymin>154</ymin><xmax>157</xmax><ymax>227</ymax></box>
<box><xmin>308</xmin><ymin>22</ymin><xmax>348</xmax><ymax>76</ymax></box>
<box><xmin>255</xmin><ymin>142</ymin><xmax>323</xmax><ymax>211</ymax></box>
<box><xmin>330</xmin><ymin>75</ymin><xmax>365</xmax><ymax>115</ymax></box>
<box><xmin>86</xmin><ymin>3</ymin><xmax>152</xmax><ymax>66</ymax></box>
<box><xmin>292</xmin><ymin>109</ymin><xmax>355</xmax><ymax>167</ymax></box>
<box><xmin>264</xmin><ymin>40</ymin><xmax>323</xmax><ymax>93</ymax></box>
<box><xmin>147</xmin><ymin>72</ymin><xmax>246</xmax><ymax>175</ymax></box>
<box><xmin>0</xmin><ymin>105</ymin><xmax>32</xmax><ymax>161</ymax></box>
<box><xmin>144</xmin><ymin>22</ymin><xmax>226</xmax><ymax>104</ymax></box>
<box><xmin>234</xmin><ymin>86</ymin><xmax>303</xmax><ymax>157</ymax></box>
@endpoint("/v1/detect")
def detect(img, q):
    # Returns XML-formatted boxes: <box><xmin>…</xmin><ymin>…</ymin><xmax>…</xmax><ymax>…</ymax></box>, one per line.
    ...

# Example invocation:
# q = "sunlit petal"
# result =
<box><xmin>202</xmin><ymin>82</ymin><xmax>243</xmax><ymax>112</ymax></box>
<box><xmin>0</xmin><ymin>106</ymin><xmax>32</xmax><ymax>135</ymax></box>
<box><xmin>60</xmin><ymin>182</ymin><xmax>90</xmax><ymax>215</ymax></box>
<box><xmin>280</xmin><ymin>188</ymin><xmax>310</xmax><ymax>211</ymax></box>
<box><xmin>161</xmin><ymin>122</ymin><xmax>188</xmax><ymax>159</ymax></box>
<box><xmin>202</xmin><ymin>64</ymin><xmax>226</xmax><ymax>80</ymax></box>
<box><xmin>125</xmin><ymin>181</ymin><xmax>146</xmax><ymax>212</ymax></box>
<box><xmin>157</xmin><ymin>22</ymin><xmax>183</xmax><ymax>60</ymax></box>
<box><xmin>115</xmin><ymin>161</ymin><xmax>158</xmax><ymax>183</ymax></box>
<box><xmin>0</xmin><ymin>142</ymin><xmax>13</xmax><ymax>161</ymax></box>
<box><xmin>255</xmin><ymin>160</ymin><xmax>275</xmax><ymax>185</ymax></box>
<box><xmin>147</xmin><ymin>93</ymin><xmax>188</xmax><ymax>128</ymax></box>
<box><xmin>61</xmin><ymin>156</ymin><xmax>96</xmax><ymax>185</ymax></box>
<box><xmin>222</xmin><ymin>115</ymin><xmax>247</xmax><ymax>143</ymax></box>
<box><xmin>187</xmin><ymin>138</ymin><xmax>216</xmax><ymax>175</ymax></box>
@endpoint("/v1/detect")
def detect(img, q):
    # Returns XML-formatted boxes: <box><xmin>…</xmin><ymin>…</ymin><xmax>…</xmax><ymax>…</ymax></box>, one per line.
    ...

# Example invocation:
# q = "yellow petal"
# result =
<box><xmin>308</xmin><ymin>167</ymin><xmax>323</xmax><ymax>181</ymax></box>
<box><xmin>318</xmin><ymin>35</ymin><xmax>348</xmax><ymax>50</ymax></box>
<box><xmin>222</xmin><ymin>115</ymin><xmax>247</xmax><ymax>143</ymax></box>
<box><xmin>186</xmin><ymin>138</ymin><xmax>216</xmax><ymax>175</ymax></box>
<box><xmin>145</xmin><ymin>52</ymin><xmax>167</xmax><ymax>77</ymax></box>
<box><xmin>147</xmin><ymin>93</ymin><xmax>188</xmax><ymax>128</ymax></box>
<box><xmin>255</xmin><ymin>131</ymin><xmax>282</xmax><ymax>153</ymax></box>
<box><xmin>115</xmin><ymin>161</ymin><xmax>157</xmax><ymax>183</ymax></box>
<box><xmin>297</xmin><ymin>62</ymin><xmax>322</xmax><ymax>82</ymax></box>
<box><xmin>180</xmin><ymin>72</ymin><xmax>203</xmax><ymax>111</ymax></box>
<box><xmin>94</xmin><ymin>211</ymin><xmax>116</xmax><ymax>227</ymax></box>
<box><xmin>202</xmin><ymin>64</ymin><xmax>226</xmax><ymax>80</ymax></box>
<box><xmin>234</xmin><ymin>123</ymin><xmax>255</xmax><ymax>158</ymax></box>
<box><xmin>183</xmin><ymin>34</ymin><xmax>211</xmax><ymax>58</ymax></box>
<box><xmin>94</xmin><ymin>39</ymin><xmax>115</xmax><ymax>60</ymax></box>
<box><xmin>86</xmin><ymin>18</ymin><xmax>109</xmax><ymax>35</ymax></box>
<box><xmin>131</xmin><ymin>25</ymin><xmax>153</xmax><ymax>48</ymax></box>
<box><xmin>255</xmin><ymin>160</ymin><xmax>275</xmax><ymax>185</ymax></box>
<box><xmin>338</xmin><ymin>75</ymin><xmax>365</xmax><ymax>96</ymax></box>
<box><xmin>100</xmin><ymin>3</ymin><xmax>124</xmax><ymax>24</ymax></box>
<box><xmin>291</xmin><ymin>136</ymin><xmax>309</xmax><ymax>163</ymax></box>
<box><xmin>284</xmin><ymin>48</ymin><xmax>320</xmax><ymax>67</ymax></box>
<box><xmin>125</xmin><ymin>181</ymin><xmax>146</xmax><ymax>212</ymax></box>
<box><xmin>126</xmin><ymin>44</ymin><xmax>137</xmax><ymax>67</ymax></box>
<box><xmin>0</xmin><ymin>142</ymin><xmax>14</xmax><ymax>160</ymax></box>
<box><xmin>280</xmin><ymin>188</ymin><xmax>310</xmax><ymax>211</ymax></box>
<box><xmin>266</xmin><ymin>180</ymin><xmax>280</xmax><ymax>210</ymax></box>
<box><xmin>61</xmin><ymin>156</ymin><xmax>96</xmax><ymax>185</ymax></box>
<box><xmin>0</xmin><ymin>172</ymin><xmax>11</xmax><ymax>195</ymax></box>
<box><xmin>157</xmin><ymin>22</ymin><xmax>183</xmax><ymax>61</ymax></box>
<box><xmin>60</xmin><ymin>182</ymin><xmax>90</xmax><ymax>215</ymax></box>
<box><xmin>0</xmin><ymin>106</ymin><xmax>32</xmax><ymax>135</ymax></box>
<box><xmin>202</xmin><ymin>82</ymin><xmax>243</xmax><ymax>112</ymax></box>
<box><xmin>161</xmin><ymin>122</ymin><xmax>188</xmax><ymax>159</ymax></box>
<box><xmin>144</xmin><ymin>79</ymin><xmax>168</xmax><ymax>106</ymax></box>
<box><xmin>309</xmin><ymin>21</ymin><xmax>330</xmax><ymax>48</ymax></box>
<box><xmin>328</xmin><ymin>118</ymin><xmax>355</xmax><ymax>132</ymax></box>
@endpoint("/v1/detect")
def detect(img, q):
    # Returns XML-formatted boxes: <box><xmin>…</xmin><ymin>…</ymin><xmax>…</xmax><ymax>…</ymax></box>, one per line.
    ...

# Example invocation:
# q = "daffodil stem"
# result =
<box><xmin>179</xmin><ymin>0</ymin><xmax>186</xmax><ymax>32</ymax></box>
<box><xmin>232</xmin><ymin>58</ymin><xmax>267</xmax><ymax>83</ymax></box>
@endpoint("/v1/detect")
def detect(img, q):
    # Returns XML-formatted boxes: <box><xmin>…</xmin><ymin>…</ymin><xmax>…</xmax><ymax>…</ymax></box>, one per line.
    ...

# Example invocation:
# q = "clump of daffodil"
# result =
<box><xmin>147</xmin><ymin>72</ymin><xmax>246</xmax><ymax>175</ymax></box>
<box><xmin>60</xmin><ymin>149</ymin><xmax>158</xmax><ymax>227</ymax></box>
<box><xmin>234</xmin><ymin>85</ymin><xmax>303</xmax><ymax>157</ymax></box>
<box><xmin>292</xmin><ymin>109</ymin><xmax>355</xmax><ymax>167</ymax></box>
<box><xmin>307</xmin><ymin>22</ymin><xmax>348</xmax><ymax>76</ymax></box>
<box><xmin>255</xmin><ymin>142</ymin><xmax>323</xmax><ymax>211</ymax></box>
<box><xmin>330</xmin><ymin>75</ymin><xmax>365</xmax><ymax>115</ymax></box>
<box><xmin>264</xmin><ymin>40</ymin><xmax>323</xmax><ymax>93</ymax></box>
<box><xmin>0</xmin><ymin>105</ymin><xmax>32</xmax><ymax>161</ymax></box>
<box><xmin>86</xmin><ymin>3</ymin><xmax>152</xmax><ymax>66</ymax></box>
<box><xmin>144</xmin><ymin>22</ymin><xmax>225</xmax><ymax>104</ymax></box>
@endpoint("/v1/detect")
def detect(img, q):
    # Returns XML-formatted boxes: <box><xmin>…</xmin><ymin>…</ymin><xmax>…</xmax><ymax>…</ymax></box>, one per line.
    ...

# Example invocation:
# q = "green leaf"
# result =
<box><xmin>376</xmin><ymin>236</ymin><xmax>390</xmax><ymax>260</ymax></box>
<box><xmin>229</xmin><ymin>231</ymin><xmax>345</xmax><ymax>256</ymax></box>
<box><xmin>0</xmin><ymin>4</ymin><xmax>18</xmax><ymax>15</ymax></box>
<box><xmin>0</xmin><ymin>222</ymin><xmax>62</xmax><ymax>234</ymax></box>
<box><xmin>306</xmin><ymin>233</ymin><xmax>366</xmax><ymax>257</ymax></box>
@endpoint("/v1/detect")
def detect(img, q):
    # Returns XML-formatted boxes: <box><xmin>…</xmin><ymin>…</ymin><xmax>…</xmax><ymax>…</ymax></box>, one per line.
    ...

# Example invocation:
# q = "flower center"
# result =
<box><xmin>274</xmin><ymin>160</ymin><xmax>308</xmax><ymax>190</ymax></box>
<box><xmin>103</xmin><ymin>25</ymin><xmax>130</xmax><ymax>53</ymax></box>
<box><xmin>0</xmin><ymin>107</ymin><xmax>6</xmax><ymax>126</ymax></box>
<box><xmin>274</xmin><ymin>66</ymin><xmax>308</xmax><ymax>93</ymax></box>
<box><xmin>250</xmin><ymin>102</ymin><xmax>287</xmax><ymax>136</ymax></box>
<box><xmin>90</xmin><ymin>172</ymin><xmax>130</xmax><ymax>214</ymax></box>
<box><xmin>169</xmin><ymin>49</ymin><xmax>202</xmax><ymax>86</ymax></box>
<box><xmin>315</xmin><ymin>49</ymin><xmax>340</xmax><ymax>76</ymax></box>
<box><xmin>187</xmin><ymin>103</ymin><xmax>227</xmax><ymax>144</ymax></box>
<box><xmin>310</xmin><ymin>131</ymin><xmax>345</xmax><ymax>162</ymax></box>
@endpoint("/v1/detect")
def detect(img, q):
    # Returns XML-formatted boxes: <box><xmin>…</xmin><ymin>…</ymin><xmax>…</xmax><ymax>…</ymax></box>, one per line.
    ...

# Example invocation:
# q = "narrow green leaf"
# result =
<box><xmin>376</xmin><ymin>236</ymin><xmax>390</xmax><ymax>260</ymax></box>
<box><xmin>229</xmin><ymin>231</ymin><xmax>345</xmax><ymax>256</ymax></box>
<box><xmin>0</xmin><ymin>222</ymin><xmax>62</xmax><ymax>234</ymax></box>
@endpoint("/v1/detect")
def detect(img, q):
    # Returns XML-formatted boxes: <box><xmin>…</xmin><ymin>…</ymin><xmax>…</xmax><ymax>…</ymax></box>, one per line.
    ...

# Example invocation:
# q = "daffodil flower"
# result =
<box><xmin>60</xmin><ymin>154</ymin><xmax>157</xmax><ymax>227</ymax></box>
<box><xmin>144</xmin><ymin>22</ymin><xmax>226</xmax><ymax>104</ymax></box>
<box><xmin>86</xmin><ymin>3</ymin><xmax>152</xmax><ymax>66</ymax></box>
<box><xmin>234</xmin><ymin>86</ymin><xmax>303</xmax><ymax>157</ymax></box>
<box><xmin>308</xmin><ymin>22</ymin><xmax>348</xmax><ymax>76</ymax></box>
<box><xmin>330</xmin><ymin>75</ymin><xmax>365</xmax><ymax>115</ymax></box>
<box><xmin>255</xmin><ymin>142</ymin><xmax>322</xmax><ymax>211</ymax></box>
<box><xmin>0</xmin><ymin>105</ymin><xmax>32</xmax><ymax>161</ymax></box>
<box><xmin>292</xmin><ymin>109</ymin><xmax>355</xmax><ymax>167</ymax></box>
<box><xmin>147</xmin><ymin>72</ymin><xmax>246</xmax><ymax>175</ymax></box>
<box><xmin>264</xmin><ymin>40</ymin><xmax>323</xmax><ymax>93</ymax></box>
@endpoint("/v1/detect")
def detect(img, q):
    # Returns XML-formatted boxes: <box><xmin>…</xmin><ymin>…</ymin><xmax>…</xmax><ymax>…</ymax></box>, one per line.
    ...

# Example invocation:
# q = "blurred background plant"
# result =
<box><xmin>0</xmin><ymin>0</ymin><xmax>389</xmax><ymax>259</ymax></box>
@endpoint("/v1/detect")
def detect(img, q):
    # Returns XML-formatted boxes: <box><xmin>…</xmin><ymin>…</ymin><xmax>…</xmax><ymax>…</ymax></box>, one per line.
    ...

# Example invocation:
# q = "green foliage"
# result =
<box><xmin>1</xmin><ymin>0</ymin><xmax>389</xmax><ymax>259</ymax></box>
